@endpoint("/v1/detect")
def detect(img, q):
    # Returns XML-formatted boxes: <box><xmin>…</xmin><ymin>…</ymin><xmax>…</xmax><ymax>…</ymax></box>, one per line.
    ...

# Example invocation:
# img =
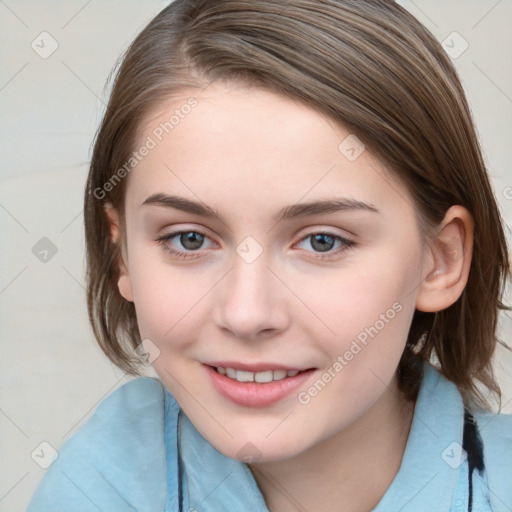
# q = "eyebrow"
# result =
<box><xmin>141</xmin><ymin>193</ymin><xmax>379</xmax><ymax>222</ymax></box>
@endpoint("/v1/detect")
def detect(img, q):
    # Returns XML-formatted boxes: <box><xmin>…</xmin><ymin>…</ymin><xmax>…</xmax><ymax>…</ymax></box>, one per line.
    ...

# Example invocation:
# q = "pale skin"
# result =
<box><xmin>105</xmin><ymin>81</ymin><xmax>474</xmax><ymax>512</ymax></box>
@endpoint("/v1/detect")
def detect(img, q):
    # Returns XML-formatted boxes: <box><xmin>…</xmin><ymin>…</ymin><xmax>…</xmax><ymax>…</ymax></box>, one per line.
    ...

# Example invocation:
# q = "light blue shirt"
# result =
<box><xmin>27</xmin><ymin>362</ymin><xmax>512</xmax><ymax>511</ymax></box>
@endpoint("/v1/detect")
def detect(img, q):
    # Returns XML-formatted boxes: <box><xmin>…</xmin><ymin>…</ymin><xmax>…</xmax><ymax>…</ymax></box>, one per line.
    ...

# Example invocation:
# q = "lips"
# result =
<box><xmin>203</xmin><ymin>363</ymin><xmax>316</xmax><ymax>407</ymax></box>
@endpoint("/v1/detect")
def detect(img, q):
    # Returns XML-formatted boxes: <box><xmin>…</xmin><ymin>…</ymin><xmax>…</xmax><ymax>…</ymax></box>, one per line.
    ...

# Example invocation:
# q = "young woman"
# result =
<box><xmin>27</xmin><ymin>1</ymin><xmax>512</xmax><ymax>511</ymax></box>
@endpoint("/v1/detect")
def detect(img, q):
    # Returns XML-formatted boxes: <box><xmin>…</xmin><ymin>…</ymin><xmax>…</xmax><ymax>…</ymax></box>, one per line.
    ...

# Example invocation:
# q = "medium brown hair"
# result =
<box><xmin>84</xmin><ymin>0</ymin><xmax>510</xmax><ymax>411</ymax></box>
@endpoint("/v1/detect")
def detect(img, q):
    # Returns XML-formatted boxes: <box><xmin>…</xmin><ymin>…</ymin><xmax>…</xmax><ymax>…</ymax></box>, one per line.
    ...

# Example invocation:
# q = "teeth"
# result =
<box><xmin>236</xmin><ymin>370</ymin><xmax>255</xmax><ymax>382</ymax></box>
<box><xmin>273</xmin><ymin>369</ymin><xmax>287</xmax><ymax>380</ymax></box>
<box><xmin>216</xmin><ymin>367</ymin><xmax>302</xmax><ymax>383</ymax></box>
<box><xmin>255</xmin><ymin>370</ymin><xmax>273</xmax><ymax>383</ymax></box>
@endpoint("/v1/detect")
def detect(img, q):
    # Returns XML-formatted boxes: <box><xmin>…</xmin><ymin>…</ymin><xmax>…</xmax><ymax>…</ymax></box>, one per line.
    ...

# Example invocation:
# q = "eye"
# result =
<box><xmin>296</xmin><ymin>232</ymin><xmax>355</xmax><ymax>259</ymax></box>
<box><xmin>156</xmin><ymin>230</ymin><xmax>214</xmax><ymax>259</ymax></box>
<box><xmin>155</xmin><ymin>229</ymin><xmax>355</xmax><ymax>261</ymax></box>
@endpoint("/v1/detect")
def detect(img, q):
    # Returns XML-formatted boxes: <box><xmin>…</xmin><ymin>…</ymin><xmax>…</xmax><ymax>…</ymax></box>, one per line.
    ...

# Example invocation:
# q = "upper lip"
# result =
<box><xmin>204</xmin><ymin>361</ymin><xmax>312</xmax><ymax>372</ymax></box>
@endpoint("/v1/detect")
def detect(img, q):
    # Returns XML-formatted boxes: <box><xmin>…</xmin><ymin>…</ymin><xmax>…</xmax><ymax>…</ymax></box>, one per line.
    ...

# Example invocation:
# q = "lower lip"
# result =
<box><xmin>204</xmin><ymin>364</ymin><xmax>316</xmax><ymax>407</ymax></box>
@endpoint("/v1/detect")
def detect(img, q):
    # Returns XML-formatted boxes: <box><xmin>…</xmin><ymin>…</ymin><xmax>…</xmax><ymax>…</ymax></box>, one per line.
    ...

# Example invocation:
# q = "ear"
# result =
<box><xmin>104</xmin><ymin>202</ymin><xmax>134</xmax><ymax>302</ymax></box>
<box><xmin>416</xmin><ymin>205</ymin><xmax>474</xmax><ymax>312</ymax></box>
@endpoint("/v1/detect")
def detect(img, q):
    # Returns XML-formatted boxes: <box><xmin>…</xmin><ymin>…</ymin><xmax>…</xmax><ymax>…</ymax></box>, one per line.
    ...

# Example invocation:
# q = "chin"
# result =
<box><xmin>215</xmin><ymin>433</ymin><xmax>307</xmax><ymax>464</ymax></box>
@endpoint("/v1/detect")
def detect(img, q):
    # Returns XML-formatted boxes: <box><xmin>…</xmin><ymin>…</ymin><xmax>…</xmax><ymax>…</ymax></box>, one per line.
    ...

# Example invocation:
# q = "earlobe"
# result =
<box><xmin>104</xmin><ymin>202</ymin><xmax>134</xmax><ymax>303</ymax></box>
<box><xmin>117</xmin><ymin>273</ymin><xmax>134</xmax><ymax>303</ymax></box>
<box><xmin>416</xmin><ymin>206</ymin><xmax>474</xmax><ymax>313</ymax></box>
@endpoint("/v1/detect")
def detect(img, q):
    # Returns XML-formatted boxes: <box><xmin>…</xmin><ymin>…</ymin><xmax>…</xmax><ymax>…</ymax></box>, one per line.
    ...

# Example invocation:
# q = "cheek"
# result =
<box><xmin>134</xmin><ymin>284</ymin><xmax>202</xmax><ymax>341</ymax></box>
<box><xmin>297</xmin><ymin>266</ymin><xmax>416</xmax><ymax>420</ymax></box>
<box><xmin>127</xmin><ymin>249</ymin><xmax>206</xmax><ymax>344</ymax></box>
<box><xmin>289</xmin><ymin>251</ymin><xmax>420</xmax><ymax>402</ymax></box>
<box><xmin>292</xmin><ymin>258</ymin><xmax>417</xmax><ymax>345</ymax></box>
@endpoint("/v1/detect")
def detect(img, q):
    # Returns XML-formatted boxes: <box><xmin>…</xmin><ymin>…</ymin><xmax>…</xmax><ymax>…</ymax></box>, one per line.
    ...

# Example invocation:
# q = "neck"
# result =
<box><xmin>248</xmin><ymin>374</ymin><xmax>416</xmax><ymax>512</ymax></box>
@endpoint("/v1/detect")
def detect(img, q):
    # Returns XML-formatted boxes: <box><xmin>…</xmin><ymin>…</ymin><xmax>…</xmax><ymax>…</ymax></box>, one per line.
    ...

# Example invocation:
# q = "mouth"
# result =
<box><xmin>203</xmin><ymin>363</ymin><xmax>316</xmax><ymax>407</ymax></box>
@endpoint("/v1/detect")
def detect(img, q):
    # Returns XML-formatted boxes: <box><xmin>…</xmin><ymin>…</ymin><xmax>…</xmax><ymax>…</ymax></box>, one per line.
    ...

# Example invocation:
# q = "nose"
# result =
<box><xmin>214</xmin><ymin>251</ymin><xmax>290</xmax><ymax>341</ymax></box>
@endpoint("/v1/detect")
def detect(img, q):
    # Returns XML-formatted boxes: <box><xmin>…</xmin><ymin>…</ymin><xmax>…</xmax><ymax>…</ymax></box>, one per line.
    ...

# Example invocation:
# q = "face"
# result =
<box><xmin>114</xmin><ymin>81</ymin><xmax>430</xmax><ymax>462</ymax></box>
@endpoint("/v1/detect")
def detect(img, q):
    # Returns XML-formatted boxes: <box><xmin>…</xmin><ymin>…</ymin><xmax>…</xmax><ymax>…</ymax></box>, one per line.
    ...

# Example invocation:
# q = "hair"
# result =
<box><xmin>84</xmin><ymin>0</ymin><xmax>510</xmax><ymax>411</ymax></box>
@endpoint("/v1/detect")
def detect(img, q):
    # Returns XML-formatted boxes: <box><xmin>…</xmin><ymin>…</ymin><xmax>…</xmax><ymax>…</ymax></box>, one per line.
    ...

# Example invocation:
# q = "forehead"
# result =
<box><xmin>138</xmin><ymin>81</ymin><xmax>340</xmax><ymax>155</ymax></box>
<box><xmin>125</xmin><ymin>82</ymin><xmax>413</xmax><ymax>219</ymax></box>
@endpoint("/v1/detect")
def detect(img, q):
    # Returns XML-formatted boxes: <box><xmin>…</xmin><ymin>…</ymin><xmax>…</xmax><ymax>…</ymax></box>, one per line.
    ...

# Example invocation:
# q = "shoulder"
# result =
<box><xmin>26</xmin><ymin>377</ymin><xmax>168</xmax><ymax>512</ymax></box>
<box><xmin>70</xmin><ymin>376</ymin><xmax>166</xmax><ymax>452</ymax></box>
<box><xmin>92</xmin><ymin>375</ymin><xmax>165</xmax><ymax>420</ymax></box>
<box><xmin>473</xmin><ymin>407</ymin><xmax>512</xmax><ymax>448</ymax></box>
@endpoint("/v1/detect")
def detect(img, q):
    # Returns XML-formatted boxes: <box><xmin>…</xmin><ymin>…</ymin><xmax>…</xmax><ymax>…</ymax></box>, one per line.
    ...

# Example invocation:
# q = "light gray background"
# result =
<box><xmin>0</xmin><ymin>1</ymin><xmax>511</xmax><ymax>510</ymax></box>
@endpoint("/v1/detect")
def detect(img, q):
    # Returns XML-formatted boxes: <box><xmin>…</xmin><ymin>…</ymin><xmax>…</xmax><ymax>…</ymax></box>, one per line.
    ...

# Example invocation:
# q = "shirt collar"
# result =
<box><xmin>373</xmin><ymin>361</ymin><xmax>465</xmax><ymax>511</ymax></box>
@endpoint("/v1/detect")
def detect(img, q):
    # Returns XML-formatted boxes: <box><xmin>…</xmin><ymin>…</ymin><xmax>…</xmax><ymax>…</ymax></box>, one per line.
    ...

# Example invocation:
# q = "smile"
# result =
<box><xmin>204</xmin><ymin>364</ymin><xmax>316</xmax><ymax>407</ymax></box>
<box><xmin>215</xmin><ymin>366</ymin><xmax>301</xmax><ymax>383</ymax></box>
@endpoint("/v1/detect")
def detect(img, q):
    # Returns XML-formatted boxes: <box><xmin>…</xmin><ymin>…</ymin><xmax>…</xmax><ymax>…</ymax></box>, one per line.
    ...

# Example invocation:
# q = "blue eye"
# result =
<box><xmin>156</xmin><ymin>230</ymin><xmax>355</xmax><ymax>261</ymax></box>
<box><xmin>156</xmin><ymin>230</ymin><xmax>212</xmax><ymax>259</ymax></box>
<box><xmin>297</xmin><ymin>232</ymin><xmax>355</xmax><ymax>259</ymax></box>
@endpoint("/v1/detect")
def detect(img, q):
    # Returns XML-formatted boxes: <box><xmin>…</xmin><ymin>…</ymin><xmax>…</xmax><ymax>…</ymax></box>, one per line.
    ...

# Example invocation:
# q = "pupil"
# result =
<box><xmin>311</xmin><ymin>234</ymin><xmax>334</xmax><ymax>252</ymax></box>
<box><xmin>181</xmin><ymin>232</ymin><xmax>204</xmax><ymax>250</ymax></box>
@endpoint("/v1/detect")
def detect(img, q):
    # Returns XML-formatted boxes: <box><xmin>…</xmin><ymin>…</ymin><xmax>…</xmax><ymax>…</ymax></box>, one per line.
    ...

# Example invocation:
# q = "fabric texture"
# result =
<box><xmin>26</xmin><ymin>361</ymin><xmax>512</xmax><ymax>511</ymax></box>
<box><xmin>26</xmin><ymin>377</ymin><xmax>168</xmax><ymax>511</ymax></box>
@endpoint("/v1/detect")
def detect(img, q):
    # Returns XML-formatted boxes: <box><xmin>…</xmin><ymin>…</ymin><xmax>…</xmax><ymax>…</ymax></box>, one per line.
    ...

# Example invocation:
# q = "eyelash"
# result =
<box><xmin>156</xmin><ymin>229</ymin><xmax>355</xmax><ymax>261</ymax></box>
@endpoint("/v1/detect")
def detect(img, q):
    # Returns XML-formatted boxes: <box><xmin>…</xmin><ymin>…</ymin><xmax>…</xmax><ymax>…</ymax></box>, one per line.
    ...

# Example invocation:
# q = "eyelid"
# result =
<box><xmin>158</xmin><ymin>228</ymin><xmax>216</xmax><ymax>249</ymax></box>
<box><xmin>295</xmin><ymin>223</ymin><xmax>358</xmax><ymax>239</ymax></box>
<box><xmin>156</xmin><ymin>223</ymin><xmax>216</xmax><ymax>241</ymax></box>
